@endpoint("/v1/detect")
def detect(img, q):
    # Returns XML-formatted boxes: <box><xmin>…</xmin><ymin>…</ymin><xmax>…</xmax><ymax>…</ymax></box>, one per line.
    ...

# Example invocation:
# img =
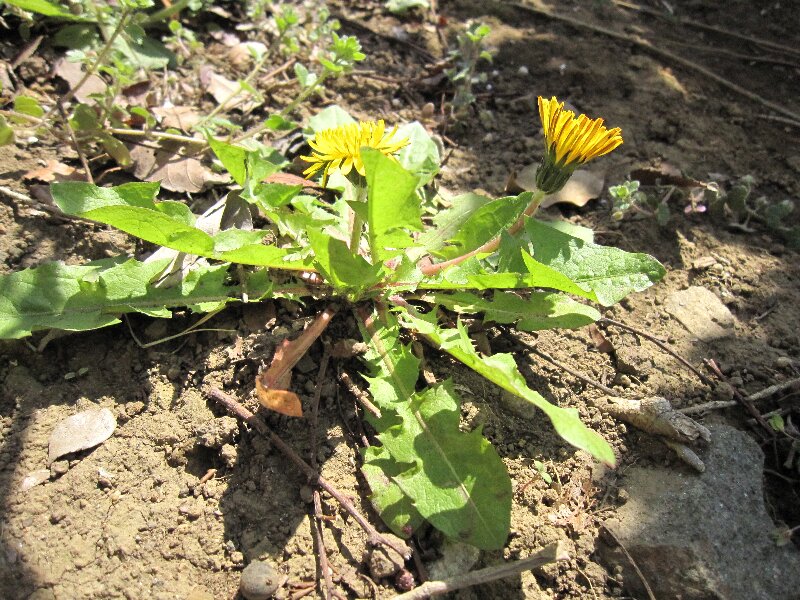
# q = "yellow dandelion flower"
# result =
<box><xmin>535</xmin><ymin>96</ymin><xmax>623</xmax><ymax>194</ymax></box>
<box><xmin>301</xmin><ymin>119</ymin><xmax>409</xmax><ymax>186</ymax></box>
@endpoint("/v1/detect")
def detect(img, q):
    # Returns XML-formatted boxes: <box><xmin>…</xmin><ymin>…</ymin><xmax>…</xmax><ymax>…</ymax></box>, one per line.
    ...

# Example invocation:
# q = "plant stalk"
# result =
<box><xmin>419</xmin><ymin>188</ymin><xmax>546</xmax><ymax>276</ymax></box>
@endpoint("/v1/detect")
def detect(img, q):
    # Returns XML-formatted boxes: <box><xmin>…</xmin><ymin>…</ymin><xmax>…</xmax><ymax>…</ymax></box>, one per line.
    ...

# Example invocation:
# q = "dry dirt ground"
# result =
<box><xmin>1</xmin><ymin>1</ymin><xmax>799</xmax><ymax>598</ymax></box>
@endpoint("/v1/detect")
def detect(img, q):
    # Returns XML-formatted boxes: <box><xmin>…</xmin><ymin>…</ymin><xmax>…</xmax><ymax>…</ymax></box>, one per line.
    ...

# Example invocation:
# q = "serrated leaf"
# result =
<box><xmin>523</xmin><ymin>219</ymin><xmax>666</xmax><ymax>306</ymax></box>
<box><xmin>359</xmin><ymin>310</ymin><xmax>512</xmax><ymax>549</ymax></box>
<box><xmin>0</xmin><ymin>257</ymin><xmax>283</xmax><ymax>340</ymax></box>
<box><xmin>51</xmin><ymin>182</ymin><xmax>309</xmax><ymax>269</ymax></box>
<box><xmin>428</xmin><ymin>290</ymin><xmax>600</xmax><ymax>331</ymax></box>
<box><xmin>362</xmin><ymin>148</ymin><xmax>421</xmax><ymax>262</ymax></box>
<box><xmin>307</xmin><ymin>228</ymin><xmax>382</xmax><ymax>294</ymax></box>
<box><xmin>397</xmin><ymin>306</ymin><xmax>616</xmax><ymax>466</ymax></box>
<box><xmin>435</xmin><ymin>192</ymin><xmax>531</xmax><ymax>260</ymax></box>
<box><xmin>416</xmin><ymin>192</ymin><xmax>492</xmax><ymax>255</ymax></box>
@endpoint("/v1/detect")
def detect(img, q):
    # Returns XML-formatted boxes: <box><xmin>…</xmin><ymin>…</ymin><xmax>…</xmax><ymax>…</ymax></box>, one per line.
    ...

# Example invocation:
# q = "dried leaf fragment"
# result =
<box><xmin>599</xmin><ymin>396</ymin><xmax>711</xmax><ymax>444</ymax></box>
<box><xmin>48</xmin><ymin>407</ymin><xmax>117</xmax><ymax>464</ymax></box>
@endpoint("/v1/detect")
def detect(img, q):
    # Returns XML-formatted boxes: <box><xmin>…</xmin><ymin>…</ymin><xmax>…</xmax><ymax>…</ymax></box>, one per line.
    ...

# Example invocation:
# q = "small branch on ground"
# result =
<box><xmin>391</xmin><ymin>542</ymin><xmax>568</xmax><ymax>600</ymax></box>
<box><xmin>703</xmin><ymin>359</ymin><xmax>774</xmax><ymax>435</ymax></box>
<box><xmin>600</xmin><ymin>317</ymin><xmax>713</xmax><ymax>386</ymax></box>
<box><xmin>338</xmin><ymin>371</ymin><xmax>382</xmax><ymax>420</ymax></box>
<box><xmin>312</xmin><ymin>489</ymin><xmax>336</xmax><ymax>600</ymax></box>
<box><xmin>206</xmin><ymin>386</ymin><xmax>411</xmax><ymax>560</ymax></box>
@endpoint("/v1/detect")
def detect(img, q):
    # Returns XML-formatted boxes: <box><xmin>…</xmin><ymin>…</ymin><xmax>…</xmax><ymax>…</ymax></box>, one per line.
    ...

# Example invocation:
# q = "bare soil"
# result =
<box><xmin>1</xmin><ymin>1</ymin><xmax>799</xmax><ymax>598</ymax></box>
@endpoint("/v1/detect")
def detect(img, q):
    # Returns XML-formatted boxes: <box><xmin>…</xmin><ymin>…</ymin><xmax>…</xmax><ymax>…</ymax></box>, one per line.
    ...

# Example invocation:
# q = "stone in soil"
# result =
<box><xmin>599</xmin><ymin>424</ymin><xmax>800</xmax><ymax>600</ymax></box>
<box><xmin>664</xmin><ymin>286</ymin><xmax>735</xmax><ymax>341</ymax></box>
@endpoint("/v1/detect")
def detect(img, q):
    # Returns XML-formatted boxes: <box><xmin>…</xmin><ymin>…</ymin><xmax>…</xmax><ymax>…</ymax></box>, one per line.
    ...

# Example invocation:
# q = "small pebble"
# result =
<box><xmin>239</xmin><ymin>560</ymin><xmax>279</xmax><ymax>600</ymax></box>
<box><xmin>517</xmin><ymin>65</ymin><xmax>529</xmax><ymax>76</ymax></box>
<box><xmin>50</xmin><ymin>461</ymin><xmax>69</xmax><ymax>477</ymax></box>
<box><xmin>775</xmin><ymin>356</ymin><xmax>792</xmax><ymax>368</ymax></box>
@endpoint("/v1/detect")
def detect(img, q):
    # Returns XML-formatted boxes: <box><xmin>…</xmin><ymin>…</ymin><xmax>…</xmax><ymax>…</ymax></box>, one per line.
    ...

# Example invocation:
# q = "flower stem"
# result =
<box><xmin>349</xmin><ymin>184</ymin><xmax>367</xmax><ymax>253</ymax></box>
<box><xmin>418</xmin><ymin>188</ymin><xmax>546</xmax><ymax>277</ymax></box>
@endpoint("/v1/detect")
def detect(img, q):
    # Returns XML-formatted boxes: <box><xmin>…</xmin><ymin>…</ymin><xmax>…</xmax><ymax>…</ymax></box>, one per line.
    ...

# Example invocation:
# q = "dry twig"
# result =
<box><xmin>206</xmin><ymin>386</ymin><xmax>411</xmax><ymax>560</ymax></box>
<box><xmin>391</xmin><ymin>542</ymin><xmax>568</xmax><ymax>600</ymax></box>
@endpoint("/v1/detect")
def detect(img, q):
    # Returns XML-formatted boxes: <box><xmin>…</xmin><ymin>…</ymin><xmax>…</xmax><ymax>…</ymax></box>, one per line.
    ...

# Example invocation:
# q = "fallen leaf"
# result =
<box><xmin>630</xmin><ymin>165</ymin><xmax>707</xmax><ymax>189</ymax></box>
<box><xmin>264</xmin><ymin>172</ymin><xmax>322</xmax><ymax>188</ymax></box>
<box><xmin>255</xmin><ymin>379</ymin><xmax>303</xmax><ymax>418</ymax></box>
<box><xmin>254</xmin><ymin>307</ymin><xmax>337</xmax><ymax>418</ymax></box>
<box><xmin>48</xmin><ymin>408</ymin><xmax>117</xmax><ymax>464</ymax></box>
<box><xmin>23</xmin><ymin>160</ymin><xmax>82</xmax><ymax>183</ymax></box>
<box><xmin>152</xmin><ymin>105</ymin><xmax>203</xmax><ymax>131</ymax></box>
<box><xmin>54</xmin><ymin>58</ymin><xmax>107</xmax><ymax>103</ymax></box>
<box><xmin>20</xmin><ymin>469</ymin><xmax>51</xmax><ymax>491</ymax></box>
<box><xmin>587</xmin><ymin>324</ymin><xmax>614</xmax><ymax>354</ymax></box>
<box><xmin>200</xmin><ymin>66</ymin><xmax>258</xmax><ymax>112</ymax></box>
<box><xmin>507</xmin><ymin>163</ymin><xmax>604</xmax><ymax>208</ymax></box>
<box><xmin>129</xmin><ymin>143</ymin><xmax>228</xmax><ymax>193</ymax></box>
<box><xmin>228</xmin><ymin>41</ymin><xmax>268</xmax><ymax>68</ymax></box>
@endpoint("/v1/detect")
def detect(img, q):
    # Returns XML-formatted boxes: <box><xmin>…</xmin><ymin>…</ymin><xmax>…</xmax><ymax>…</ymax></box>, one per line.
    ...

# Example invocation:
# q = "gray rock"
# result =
<box><xmin>239</xmin><ymin>560</ymin><xmax>279</xmax><ymax>600</ymax></box>
<box><xmin>599</xmin><ymin>425</ymin><xmax>800</xmax><ymax>600</ymax></box>
<box><xmin>664</xmin><ymin>286</ymin><xmax>735</xmax><ymax>341</ymax></box>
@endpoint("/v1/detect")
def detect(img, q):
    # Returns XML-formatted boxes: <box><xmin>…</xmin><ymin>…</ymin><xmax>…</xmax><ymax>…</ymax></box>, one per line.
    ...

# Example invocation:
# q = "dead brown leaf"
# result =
<box><xmin>199</xmin><ymin>66</ymin><xmax>258</xmax><ymax>112</ymax></box>
<box><xmin>152</xmin><ymin>105</ymin><xmax>203</xmax><ymax>131</ymax></box>
<box><xmin>264</xmin><ymin>172</ymin><xmax>322</xmax><ymax>188</ymax></box>
<box><xmin>53</xmin><ymin>58</ymin><xmax>107</xmax><ymax>103</ymax></box>
<box><xmin>507</xmin><ymin>163</ymin><xmax>605</xmax><ymax>208</ymax></box>
<box><xmin>630</xmin><ymin>165</ymin><xmax>707</xmax><ymax>189</ymax></box>
<box><xmin>129</xmin><ymin>143</ymin><xmax>228</xmax><ymax>193</ymax></box>
<box><xmin>23</xmin><ymin>160</ymin><xmax>83</xmax><ymax>183</ymax></box>
<box><xmin>587</xmin><ymin>324</ymin><xmax>615</xmax><ymax>354</ymax></box>
<box><xmin>255</xmin><ymin>378</ymin><xmax>303</xmax><ymax>418</ymax></box>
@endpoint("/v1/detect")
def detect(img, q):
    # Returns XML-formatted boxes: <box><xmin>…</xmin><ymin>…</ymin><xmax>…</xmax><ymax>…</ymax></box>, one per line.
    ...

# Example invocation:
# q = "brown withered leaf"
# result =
<box><xmin>53</xmin><ymin>58</ymin><xmax>107</xmax><ymax>103</ymax></box>
<box><xmin>152</xmin><ymin>105</ymin><xmax>203</xmax><ymax>131</ymax></box>
<box><xmin>23</xmin><ymin>160</ymin><xmax>83</xmax><ymax>183</ymax></box>
<box><xmin>199</xmin><ymin>66</ymin><xmax>258</xmax><ymax>112</ymax></box>
<box><xmin>507</xmin><ymin>163</ymin><xmax>604</xmax><ymax>208</ymax></box>
<box><xmin>587</xmin><ymin>324</ymin><xmax>614</xmax><ymax>354</ymax></box>
<box><xmin>255</xmin><ymin>375</ymin><xmax>303</xmax><ymax>418</ymax></box>
<box><xmin>264</xmin><ymin>172</ymin><xmax>322</xmax><ymax>188</ymax></box>
<box><xmin>129</xmin><ymin>143</ymin><xmax>228</xmax><ymax>193</ymax></box>
<box><xmin>630</xmin><ymin>165</ymin><xmax>707</xmax><ymax>189</ymax></box>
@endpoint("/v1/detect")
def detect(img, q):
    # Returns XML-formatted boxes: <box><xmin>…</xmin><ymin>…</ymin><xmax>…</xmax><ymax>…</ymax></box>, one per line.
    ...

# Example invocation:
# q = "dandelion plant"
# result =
<box><xmin>0</xmin><ymin>97</ymin><xmax>665</xmax><ymax>549</ymax></box>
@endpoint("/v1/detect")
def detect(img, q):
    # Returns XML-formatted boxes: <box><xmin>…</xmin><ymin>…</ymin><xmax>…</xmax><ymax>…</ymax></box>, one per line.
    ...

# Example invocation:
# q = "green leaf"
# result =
<box><xmin>208</xmin><ymin>137</ymin><xmax>246</xmax><ymax>186</ymax></box>
<box><xmin>523</xmin><ymin>219</ymin><xmax>666</xmax><ymax>306</ymax></box>
<box><xmin>0</xmin><ymin>257</ymin><xmax>286</xmax><ymax>340</ymax></box>
<box><xmin>362</xmin><ymin>148</ymin><xmax>421</xmax><ymax>262</ymax></box>
<box><xmin>361</xmin><ymin>445</ymin><xmax>425</xmax><ymax>538</ymax></box>
<box><xmin>0</xmin><ymin>116</ymin><xmax>14</xmax><ymax>146</ymax></box>
<box><xmin>13</xmin><ymin>95</ymin><xmax>44</xmax><ymax>118</ymax></box>
<box><xmin>398</xmin><ymin>306</ymin><xmax>616</xmax><ymax>466</ymax></box>
<box><xmin>3</xmin><ymin>0</ymin><xmax>89</xmax><ymax>20</ymax></box>
<box><xmin>307</xmin><ymin>228</ymin><xmax>382</xmax><ymax>295</ymax></box>
<box><xmin>305</xmin><ymin>105</ymin><xmax>355</xmax><ymax>135</ymax></box>
<box><xmin>416</xmin><ymin>192</ymin><xmax>493</xmax><ymax>256</ymax></box>
<box><xmin>360</xmin><ymin>310</ymin><xmax>512</xmax><ymax>549</ymax></box>
<box><xmin>394</xmin><ymin>121</ymin><xmax>440</xmax><ymax>185</ymax></box>
<box><xmin>264</xmin><ymin>114</ymin><xmax>296</xmax><ymax>131</ymax></box>
<box><xmin>51</xmin><ymin>182</ymin><xmax>309</xmax><ymax>269</ymax></box>
<box><xmin>435</xmin><ymin>192</ymin><xmax>531</xmax><ymax>260</ymax></box>
<box><xmin>428</xmin><ymin>290</ymin><xmax>600</xmax><ymax>331</ymax></box>
<box><xmin>417</xmin><ymin>255</ymin><xmax>597</xmax><ymax>302</ymax></box>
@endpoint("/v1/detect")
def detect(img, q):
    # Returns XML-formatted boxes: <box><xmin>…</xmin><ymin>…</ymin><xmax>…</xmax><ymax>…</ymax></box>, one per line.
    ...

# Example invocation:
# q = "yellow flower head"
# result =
<box><xmin>301</xmin><ymin>119</ymin><xmax>409</xmax><ymax>186</ymax></box>
<box><xmin>536</xmin><ymin>96</ymin><xmax>623</xmax><ymax>193</ymax></box>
